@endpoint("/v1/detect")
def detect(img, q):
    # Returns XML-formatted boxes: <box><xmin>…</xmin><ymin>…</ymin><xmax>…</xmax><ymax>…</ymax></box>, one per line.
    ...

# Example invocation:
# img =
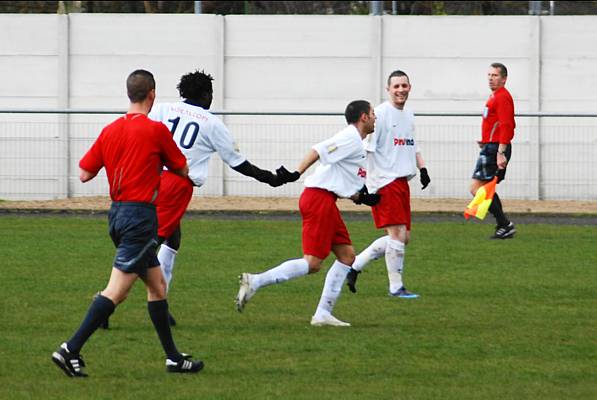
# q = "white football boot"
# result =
<box><xmin>310</xmin><ymin>313</ymin><xmax>351</xmax><ymax>327</ymax></box>
<box><xmin>235</xmin><ymin>273</ymin><xmax>256</xmax><ymax>312</ymax></box>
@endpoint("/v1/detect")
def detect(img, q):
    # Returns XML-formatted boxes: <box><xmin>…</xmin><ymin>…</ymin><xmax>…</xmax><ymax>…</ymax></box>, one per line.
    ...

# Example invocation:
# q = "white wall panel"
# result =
<box><xmin>226</xmin><ymin>15</ymin><xmax>375</xmax><ymax>57</ymax></box>
<box><xmin>69</xmin><ymin>14</ymin><xmax>221</xmax><ymax>55</ymax></box>
<box><xmin>382</xmin><ymin>16</ymin><xmax>533</xmax><ymax>58</ymax></box>
<box><xmin>541</xmin><ymin>18</ymin><xmax>597</xmax><ymax>112</ymax></box>
<box><xmin>225</xmin><ymin>58</ymin><xmax>376</xmax><ymax>111</ymax></box>
<box><xmin>0</xmin><ymin>15</ymin><xmax>59</xmax><ymax>54</ymax></box>
<box><xmin>0</xmin><ymin>55</ymin><xmax>58</xmax><ymax>96</ymax></box>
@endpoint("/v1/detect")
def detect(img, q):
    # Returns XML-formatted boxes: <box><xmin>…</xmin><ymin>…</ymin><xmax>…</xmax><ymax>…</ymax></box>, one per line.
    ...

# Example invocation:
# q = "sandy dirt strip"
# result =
<box><xmin>1</xmin><ymin>196</ymin><xmax>596</xmax><ymax>215</ymax></box>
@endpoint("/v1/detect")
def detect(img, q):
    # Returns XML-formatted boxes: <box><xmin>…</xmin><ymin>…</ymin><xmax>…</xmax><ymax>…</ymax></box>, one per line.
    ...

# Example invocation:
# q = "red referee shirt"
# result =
<box><xmin>79</xmin><ymin>113</ymin><xmax>186</xmax><ymax>203</ymax></box>
<box><xmin>481</xmin><ymin>86</ymin><xmax>515</xmax><ymax>145</ymax></box>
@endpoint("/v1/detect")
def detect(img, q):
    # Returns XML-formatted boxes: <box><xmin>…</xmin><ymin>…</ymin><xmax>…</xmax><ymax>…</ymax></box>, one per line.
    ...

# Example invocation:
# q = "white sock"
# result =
<box><xmin>352</xmin><ymin>236</ymin><xmax>388</xmax><ymax>271</ymax></box>
<box><xmin>252</xmin><ymin>258</ymin><xmax>309</xmax><ymax>290</ymax></box>
<box><xmin>314</xmin><ymin>260</ymin><xmax>351</xmax><ymax>317</ymax></box>
<box><xmin>157</xmin><ymin>244</ymin><xmax>177</xmax><ymax>292</ymax></box>
<box><xmin>385</xmin><ymin>239</ymin><xmax>405</xmax><ymax>293</ymax></box>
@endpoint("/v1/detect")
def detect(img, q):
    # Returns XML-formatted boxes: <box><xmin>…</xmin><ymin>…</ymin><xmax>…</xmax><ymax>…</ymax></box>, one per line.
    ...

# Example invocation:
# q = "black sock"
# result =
<box><xmin>148</xmin><ymin>299</ymin><xmax>181</xmax><ymax>361</ymax></box>
<box><xmin>67</xmin><ymin>294</ymin><xmax>115</xmax><ymax>354</ymax></box>
<box><xmin>489</xmin><ymin>193</ymin><xmax>509</xmax><ymax>227</ymax></box>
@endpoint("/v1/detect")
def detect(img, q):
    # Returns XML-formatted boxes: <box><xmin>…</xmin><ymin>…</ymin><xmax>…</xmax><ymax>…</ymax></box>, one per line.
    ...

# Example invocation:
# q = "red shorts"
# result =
<box><xmin>156</xmin><ymin>171</ymin><xmax>194</xmax><ymax>238</ymax></box>
<box><xmin>299</xmin><ymin>188</ymin><xmax>351</xmax><ymax>259</ymax></box>
<box><xmin>371</xmin><ymin>178</ymin><xmax>411</xmax><ymax>230</ymax></box>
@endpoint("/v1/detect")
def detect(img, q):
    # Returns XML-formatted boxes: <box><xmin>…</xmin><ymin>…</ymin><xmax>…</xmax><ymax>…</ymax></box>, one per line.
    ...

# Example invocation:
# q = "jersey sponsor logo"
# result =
<box><xmin>357</xmin><ymin>167</ymin><xmax>367</xmax><ymax>178</ymax></box>
<box><xmin>393</xmin><ymin>138</ymin><xmax>414</xmax><ymax>146</ymax></box>
<box><xmin>171</xmin><ymin>106</ymin><xmax>209</xmax><ymax>121</ymax></box>
<box><xmin>326</xmin><ymin>144</ymin><xmax>338</xmax><ymax>154</ymax></box>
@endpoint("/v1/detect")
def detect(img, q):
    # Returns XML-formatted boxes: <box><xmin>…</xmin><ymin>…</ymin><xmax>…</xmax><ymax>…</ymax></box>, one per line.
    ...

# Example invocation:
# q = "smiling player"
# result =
<box><xmin>345</xmin><ymin>70</ymin><xmax>430</xmax><ymax>298</ymax></box>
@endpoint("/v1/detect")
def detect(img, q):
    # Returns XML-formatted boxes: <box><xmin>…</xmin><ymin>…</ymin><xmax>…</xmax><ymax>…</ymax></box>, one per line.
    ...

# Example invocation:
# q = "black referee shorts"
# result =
<box><xmin>472</xmin><ymin>143</ymin><xmax>512</xmax><ymax>183</ymax></box>
<box><xmin>108</xmin><ymin>201</ymin><xmax>159</xmax><ymax>276</ymax></box>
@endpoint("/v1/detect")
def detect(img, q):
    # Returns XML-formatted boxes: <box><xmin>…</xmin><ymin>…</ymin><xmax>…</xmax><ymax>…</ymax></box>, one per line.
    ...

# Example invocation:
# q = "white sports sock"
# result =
<box><xmin>251</xmin><ymin>258</ymin><xmax>309</xmax><ymax>290</ymax></box>
<box><xmin>314</xmin><ymin>260</ymin><xmax>351</xmax><ymax>317</ymax></box>
<box><xmin>157</xmin><ymin>244</ymin><xmax>177</xmax><ymax>292</ymax></box>
<box><xmin>385</xmin><ymin>239</ymin><xmax>405</xmax><ymax>293</ymax></box>
<box><xmin>352</xmin><ymin>235</ymin><xmax>389</xmax><ymax>271</ymax></box>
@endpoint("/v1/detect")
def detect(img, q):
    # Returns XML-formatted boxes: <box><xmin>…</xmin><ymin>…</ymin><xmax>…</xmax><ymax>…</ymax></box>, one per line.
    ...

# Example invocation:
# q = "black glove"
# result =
<box><xmin>232</xmin><ymin>160</ymin><xmax>283</xmax><ymax>187</ymax></box>
<box><xmin>420</xmin><ymin>167</ymin><xmax>430</xmax><ymax>190</ymax></box>
<box><xmin>346</xmin><ymin>268</ymin><xmax>360</xmax><ymax>293</ymax></box>
<box><xmin>353</xmin><ymin>185</ymin><xmax>381</xmax><ymax>207</ymax></box>
<box><xmin>275</xmin><ymin>166</ymin><xmax>301</xmax><ymax>184</ymax></box>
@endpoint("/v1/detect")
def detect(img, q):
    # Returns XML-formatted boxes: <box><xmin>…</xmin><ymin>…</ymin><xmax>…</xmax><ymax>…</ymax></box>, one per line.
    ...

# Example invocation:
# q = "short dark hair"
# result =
<box><xmin>387</xmin><ymin>70</ymin><xmax>410</xmax><ymax>86</ymax></box>
<box><xmin>177</xmin><ymin>70</ymin><xmax>214</xmax><ymax>101</ymax></box>
<box><xmin>491</xmin><ymin>62</ymin><xmax>508</xmax><ymax>77</ymax></box>
<box><xmin>345</xmin><ymin>100</ymin><xmax>371</xmax><ymax>124</ymax></box>
<box><xmin>126</xmin><ymin>69</ymin><xmax>155</xmax><ymax>103</ymax></box>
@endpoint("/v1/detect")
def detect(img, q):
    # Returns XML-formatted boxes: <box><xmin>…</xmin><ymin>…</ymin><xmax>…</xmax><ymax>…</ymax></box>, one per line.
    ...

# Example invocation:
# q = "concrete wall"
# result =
<box><xmin>0</xmin><ymin>14</ymin><xmax>595</xmax><ymax>200</ymax></box>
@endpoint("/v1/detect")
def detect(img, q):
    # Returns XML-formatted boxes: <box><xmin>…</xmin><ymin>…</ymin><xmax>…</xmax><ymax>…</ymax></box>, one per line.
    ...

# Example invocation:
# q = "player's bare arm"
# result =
<box><xmin>79</xmin><ymin>168</ymin><xmax>97</xmax><ymax>183</ymax></box>
<box><xmin>296</xmin><ymin>148</ymin><xmax>320</xmax><ymax>175</ymax></box>
<box><xmin>274</xmin><ymin>148</ymin><xmax>319</xmax><ymax>185</ymax></box>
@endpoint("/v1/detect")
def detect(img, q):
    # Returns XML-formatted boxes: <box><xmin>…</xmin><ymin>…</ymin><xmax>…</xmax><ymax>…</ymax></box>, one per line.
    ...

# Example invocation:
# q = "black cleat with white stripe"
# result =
<box><xmin>51</xmin><ymin>343</ymin><xmax>88</xmax><ymax>377</ymax></box>
<box><xmin>166</xmin><ymin>353</ymin><xmax>204</xmax><ymax>374</ymax></box>
<box><xmin>491</xmin><ymin>222</ymin><xmax>516</xmax><ymax>239</ymax></box>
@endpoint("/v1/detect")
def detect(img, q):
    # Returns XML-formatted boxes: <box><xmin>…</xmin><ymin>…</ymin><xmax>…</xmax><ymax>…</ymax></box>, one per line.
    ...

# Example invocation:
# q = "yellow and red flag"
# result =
<box><xmin>464</xmin><ymin>177</ymin><xmax>497</xmax><ymax>220</ymax></box>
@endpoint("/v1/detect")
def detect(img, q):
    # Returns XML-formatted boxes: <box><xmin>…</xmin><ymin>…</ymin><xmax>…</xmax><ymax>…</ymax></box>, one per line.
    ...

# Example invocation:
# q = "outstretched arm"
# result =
<box><xmin>296</xmin><ymin>149</ymin><xmax>319</xmax><ymax>175</ymax></box>
<box><xmin>274</xmin><ymin>148</ymin><xmax>319</xmax><ymax>185</ymax></box>
<box><xmin>232</xmin><ymin>160</ymin><xmax>282</xmax><ymax>187</ymax></box>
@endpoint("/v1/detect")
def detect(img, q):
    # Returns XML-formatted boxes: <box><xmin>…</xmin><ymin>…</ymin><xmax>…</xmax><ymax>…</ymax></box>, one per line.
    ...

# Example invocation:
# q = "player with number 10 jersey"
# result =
<box><xmin>148</xmin><ymin>70</ymin><xmax>285</xmax><ymax>320</ymax></box>
<box><xmin>149</xmin><ymin>101</ymin><xmax>245</xmax><ymax>189</ymax></box>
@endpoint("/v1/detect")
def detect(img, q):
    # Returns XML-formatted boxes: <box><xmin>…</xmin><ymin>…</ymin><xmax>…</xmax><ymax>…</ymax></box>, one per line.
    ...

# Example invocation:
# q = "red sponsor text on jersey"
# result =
<box><xmin>394</xmin><ymin>138</ymin><xmax>415</xmax><ymax>146</ymax></box>
<box><xmin>357</xmin><ymin>167</ymin><xmax>367</xmax><ymax>178</ymax></box>
<box><xmin>79</xmin><ymin>113</ymin><xmax>186</xmax><ymax>203</ymax></box>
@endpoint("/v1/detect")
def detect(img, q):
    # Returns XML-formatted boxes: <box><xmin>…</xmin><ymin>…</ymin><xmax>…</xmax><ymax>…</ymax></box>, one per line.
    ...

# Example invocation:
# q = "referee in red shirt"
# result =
<box><xmin>52</xmin><ymin>70</ymin><xmax>203</xmax><ymax>377</ymax></box>
<box><xmin>470</xmin><ymin>62</ymin><xmax>516</xmax><ymax>239</ymax></box>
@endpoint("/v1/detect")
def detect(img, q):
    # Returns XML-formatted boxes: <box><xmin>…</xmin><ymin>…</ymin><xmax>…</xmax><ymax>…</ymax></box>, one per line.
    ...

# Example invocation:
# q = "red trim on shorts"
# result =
<box><xmin>371</xmin><ymin>178</ymin><xmax>411</xmax><ymax>230</ymax></box>
<box><xmin>299</xmin><ymin>187</ymin><xmax>351</xmax><ymax>259</ymax></box>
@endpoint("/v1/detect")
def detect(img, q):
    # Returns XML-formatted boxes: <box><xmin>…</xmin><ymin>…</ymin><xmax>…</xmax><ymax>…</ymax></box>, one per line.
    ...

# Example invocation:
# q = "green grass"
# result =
<box><xmin>0</xmin><ymin>215</ymin><xmax>595</xmax><ymax>399</ymax></box>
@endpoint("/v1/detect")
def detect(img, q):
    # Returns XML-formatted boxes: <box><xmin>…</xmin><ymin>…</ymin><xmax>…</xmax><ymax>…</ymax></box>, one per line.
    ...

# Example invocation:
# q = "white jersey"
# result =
<box><xmin>363</xmin><ymin>101</ymin><xmax>419</xmax><ymax>193</ymax></box>
<box><xmin>149</xmin><ymin>102</ymin><xmax>245</xmax><ymax>187</ymax></box>
<box><xmin>304</xmin><ymin>125</ymin><xmax>367</xmax><ymax>198</ymax></box>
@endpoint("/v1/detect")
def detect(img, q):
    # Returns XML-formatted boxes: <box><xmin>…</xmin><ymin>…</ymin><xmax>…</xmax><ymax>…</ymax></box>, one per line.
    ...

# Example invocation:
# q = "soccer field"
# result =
<box><xmin>0</xmin><ymin>215</ymin><xmax>595</xmax><ymax>399</ymax></box>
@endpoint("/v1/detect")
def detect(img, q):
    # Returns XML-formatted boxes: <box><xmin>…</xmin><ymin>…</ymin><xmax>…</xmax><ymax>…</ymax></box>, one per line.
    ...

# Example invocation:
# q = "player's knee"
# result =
<box><xmin>307</xmin><ymin>260</ymin><xmax>323</xmax><ymax>273</ymax></box>
<box><xmin>338</xmin><ymin>253</ymin><xmax>355</xmax><ymax>267</ymax></box>
<box><xmin>148</xmin><ymin>285</ymin><xmax>167</xmax><ymax>301</ymax></box>
<box><xmin>102</xmin><ymin>288</ymin><xmax>129</xmax><ymax>305</ymax></box>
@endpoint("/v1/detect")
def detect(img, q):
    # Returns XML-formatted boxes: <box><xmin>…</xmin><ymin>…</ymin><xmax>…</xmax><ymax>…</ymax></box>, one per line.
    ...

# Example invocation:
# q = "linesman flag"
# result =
<box><xmin>464</xmin><ymin>177</ymin><xmax>498</xmax><ymax>220</ymax></box>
